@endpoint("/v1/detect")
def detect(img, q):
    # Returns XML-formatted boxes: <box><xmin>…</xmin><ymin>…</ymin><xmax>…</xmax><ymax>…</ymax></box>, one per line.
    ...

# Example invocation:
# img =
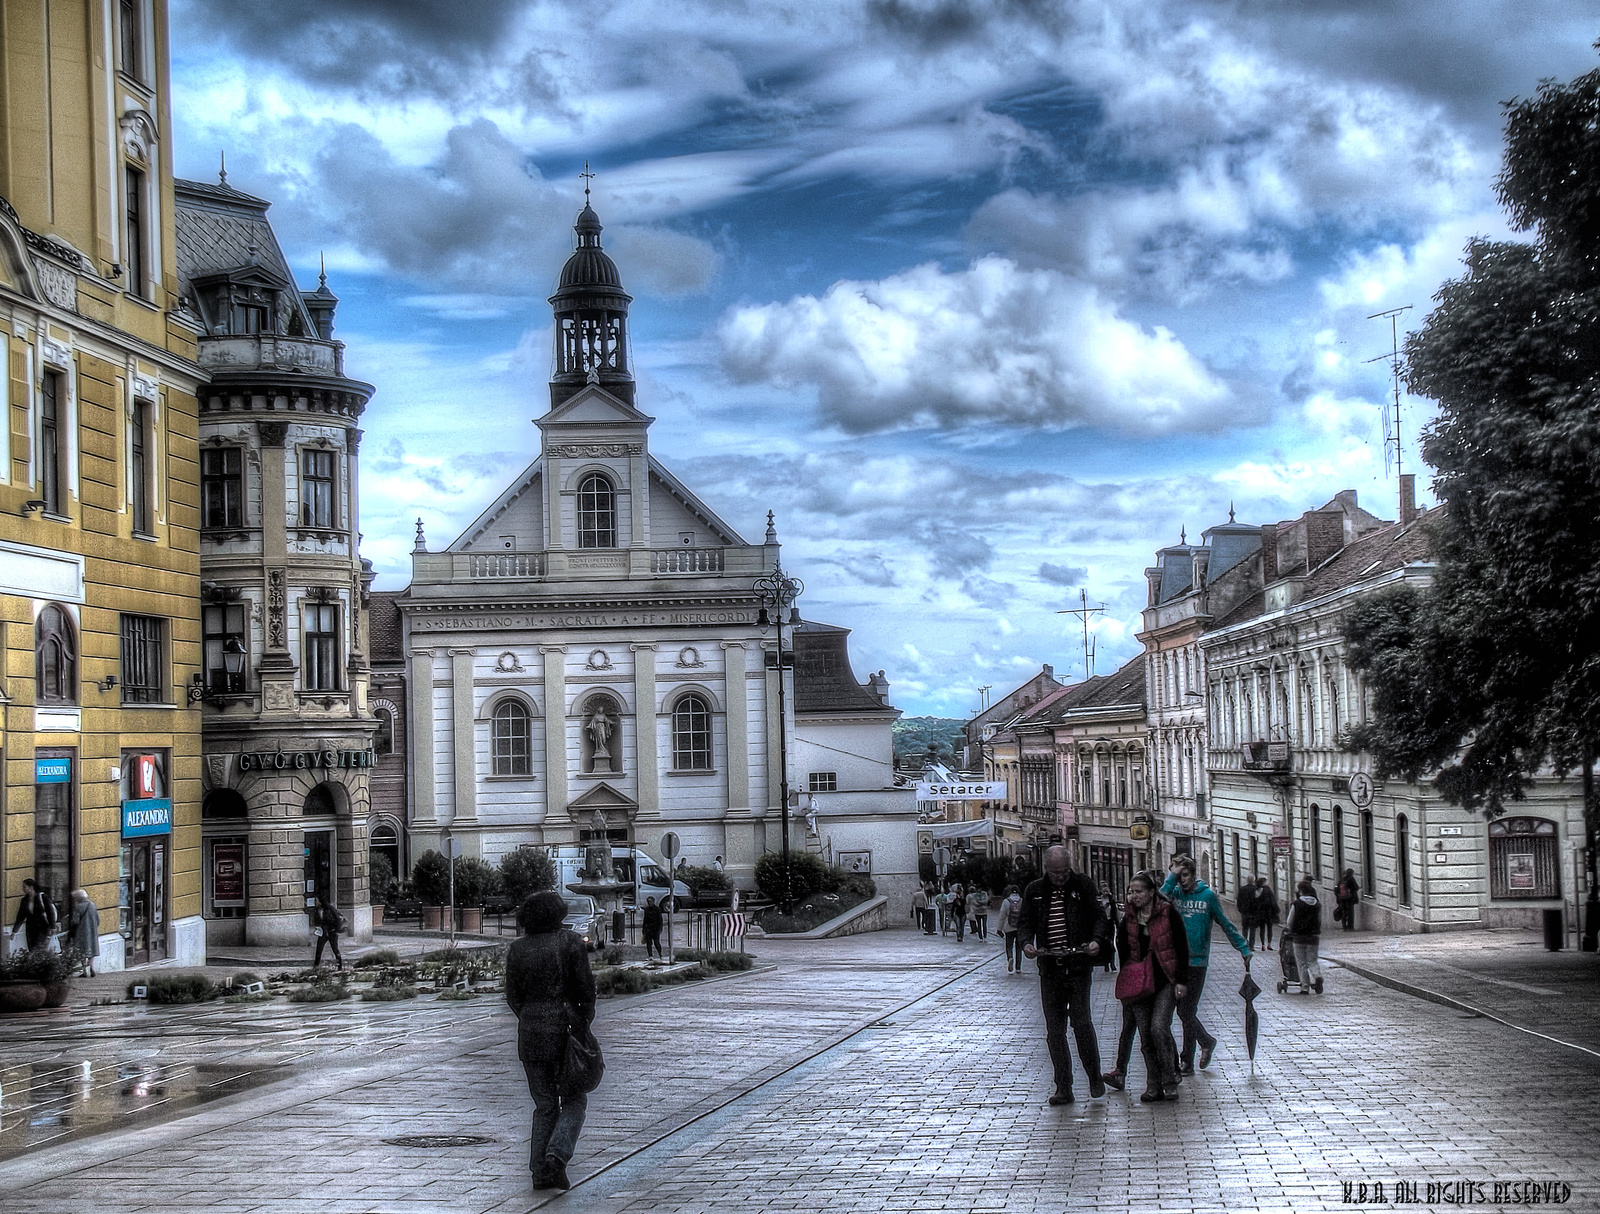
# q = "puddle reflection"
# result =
<box><xmin>0</xmin><ymin>1058</ymin><xmax>278</xmax><ymax>1158</ymax></box>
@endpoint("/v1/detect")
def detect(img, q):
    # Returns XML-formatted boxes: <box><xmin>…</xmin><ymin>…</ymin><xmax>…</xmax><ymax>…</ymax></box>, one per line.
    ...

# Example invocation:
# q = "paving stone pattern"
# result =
<box><xmin>0</xmin><ymin>931</ymin><xmax>1595</xmax><ymax>1214</ymax></box>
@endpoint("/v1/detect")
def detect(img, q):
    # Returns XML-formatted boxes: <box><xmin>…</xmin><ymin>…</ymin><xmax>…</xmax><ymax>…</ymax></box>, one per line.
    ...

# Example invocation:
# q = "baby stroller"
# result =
<box><xmin>1274</xmin><ymin>931</ymin><xmax>1300</xmax><ymax>994</ymax></box>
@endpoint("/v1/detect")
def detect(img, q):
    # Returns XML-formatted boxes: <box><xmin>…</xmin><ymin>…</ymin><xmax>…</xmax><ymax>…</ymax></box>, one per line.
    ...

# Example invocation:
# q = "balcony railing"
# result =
<box><xmin>1242</xmin><ymin>740</ymin><xmax>1291</xmax><ymax>772</ymax></box>
<box><xmin>651</xmin><ymin>548</ymin><xmax>723</xmax><ymax>574</ymax></box>
<box><xmin>467</xmin><ymin>552</ymin><xmax>547</xmax><ymax>579</ymax></box>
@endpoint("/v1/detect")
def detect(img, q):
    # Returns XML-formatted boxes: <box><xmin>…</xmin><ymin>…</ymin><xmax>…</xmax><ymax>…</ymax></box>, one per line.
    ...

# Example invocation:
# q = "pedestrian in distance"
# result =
<box><xmin>712</xmin><ymin>855</ymin><xmax>724</xmax><ymax>873</ymax></box>
<box><xmin>11</xmin><ymin>879</ymin><xmax>57</xmax><ymax>951</ymax></box>
<box><xmin>1160</xmin><ymin>854</ymin><xmax>1252</xmax><ymax>1074</ymax></box>
<box><xmin>911</xmin><ymin>885</ymin><xmax>931</xmax><ymax>933</ymax></box>
<box><xmin>506</xmin><ymin>891</ymin><xmax>598</xmax><ymax>1192</ymax></box>
<box><xmin>311</xmin><ymin>890</ymin><xmax>345</xmax><ymax>969</ymax></box>
<box><xmin>65</xmin><ymin>889</ymin><xmax>101</xmax><ymax>976</ymax></box>
<box><xmin>1237</xmin><ymin>876</ymin><xmax>1261</xmax><ymax>951</ymax></box>
<box><xmin>1336</xmin><ymin>869</ymin><xmax>1361</xmax><ymax>930</ymax></box>
<box><xmin>1097</xmin><ymin>880</ymin><xmax>1119</xmax><ymax>972</ymax></box>
<box><xmin>1019</xmin><ymin>846</ymin><xmax>1114</xmax><ymax>1105</ymax></box>
<box><xmin>970</xmin><ymin>886</ymin><xmax>990</xmax><ymax>940</ymax></box>
<box><xmin>1256</xmin><ymin>876</ymin><xmax>1280</xmax><ymax>951</ymax></box>
<box><xmin>995</xmin><ymin>885</ymin><xmax>1024</xmax><ymax>971</ymax></box>
<box><xmin>949</xmin><ymin>882</ymin><xmax>968</xmax><ymax>943</ymax></box>
<box><xmin>642</xmin><ymin>896</ymin><xmax>664</xmax><ymax>958</ymax></box>
<box><xmin>1115</xmin><ymin>871</ymin><xmax>1190</xmax><ymax>1102</ymax></box>
<box><xmin>1287</xmin><ymin>879</ymin><xmax>1324</xmax><ymax>994</ymax></box>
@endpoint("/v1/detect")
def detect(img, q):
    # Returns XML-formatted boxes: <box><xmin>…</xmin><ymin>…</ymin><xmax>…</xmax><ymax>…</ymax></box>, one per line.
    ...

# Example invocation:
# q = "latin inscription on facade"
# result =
<box><xmin>412</xmin><ymin>609</ymin><xmax>756</xmax><ymax>631</ymax></box>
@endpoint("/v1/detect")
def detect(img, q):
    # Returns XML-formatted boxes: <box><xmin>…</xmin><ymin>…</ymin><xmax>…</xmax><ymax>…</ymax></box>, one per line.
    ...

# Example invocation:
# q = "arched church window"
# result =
<box><xmin>374</xmin><ymin>706</ymin><xmax>395</xmax><ymax>754</ymax></box>
<box><xmin>36</xmin><ymin>604</ymin><xmax>77</xmax><ymax>704</ymax></box>
<box><xmin>577</xmin><ymin>474</ymin><xmax>617</xmax><ymax>548</ymax></box>
<box><xmin>492</xmin><ymin>700</ymin><xmax>532</xmax><ymax>776</ymax></box>
<box><xmin>672</xmin><ymin>694</ymin><xmax>713</xmax><ymax>771</ymax></box>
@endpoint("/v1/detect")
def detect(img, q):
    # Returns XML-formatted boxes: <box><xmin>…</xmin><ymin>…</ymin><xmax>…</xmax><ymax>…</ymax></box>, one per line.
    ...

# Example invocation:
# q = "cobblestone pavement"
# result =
<box><xmin>0</xmin><ymin>929</ymin><xmax>1595</xmax><ymax>1214</ymax></box>
<box><xmin>1319</xmin><ymin>928</ymin><xmax>1600</xmax><ymax>1056</ymax></box>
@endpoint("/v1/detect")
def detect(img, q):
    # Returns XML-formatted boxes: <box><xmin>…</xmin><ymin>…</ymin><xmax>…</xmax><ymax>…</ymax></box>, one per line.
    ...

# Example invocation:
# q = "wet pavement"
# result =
<box><xmin>0</xmin><ymin>928</ymin><xmax>1594</xmax><ymax>1213</ymax></box>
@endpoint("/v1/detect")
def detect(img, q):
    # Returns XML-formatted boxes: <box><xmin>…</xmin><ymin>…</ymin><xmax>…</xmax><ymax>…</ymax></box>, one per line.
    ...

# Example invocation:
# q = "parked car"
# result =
<box><xmin>562</xmin><ymin>894</ymin><xmax>603</xmax><ymax>951</ymax></box>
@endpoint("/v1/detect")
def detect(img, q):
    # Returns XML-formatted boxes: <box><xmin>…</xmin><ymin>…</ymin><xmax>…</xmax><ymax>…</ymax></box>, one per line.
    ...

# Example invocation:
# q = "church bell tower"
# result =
<box><xmin>549</xmin><ymin>194</ymin><xmax>635</xmax><ymax>409</ymax></box>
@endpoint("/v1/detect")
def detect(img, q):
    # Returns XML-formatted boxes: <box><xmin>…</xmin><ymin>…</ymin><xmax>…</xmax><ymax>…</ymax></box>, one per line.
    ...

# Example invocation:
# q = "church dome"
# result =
<box><xmin>554</xmin><ymin>203</ymin><xmax>626</xmax><ymax>295</ymax></box>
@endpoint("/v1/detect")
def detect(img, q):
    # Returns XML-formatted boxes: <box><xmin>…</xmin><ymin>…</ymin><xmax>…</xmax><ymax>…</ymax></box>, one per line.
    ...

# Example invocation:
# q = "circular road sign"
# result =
<box><xmin>661</xmin><ymin>831</ymin><xmax>681</xmax><ymax>861</ymax></box>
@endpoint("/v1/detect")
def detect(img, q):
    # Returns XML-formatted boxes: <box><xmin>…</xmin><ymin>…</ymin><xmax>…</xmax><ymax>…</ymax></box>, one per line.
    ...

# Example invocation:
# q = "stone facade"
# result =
<box><xmin>0</xmin><ymin>0</ymin><xmax>207</xmax><ymax>968</ymax></box>
<box><xmin>173</xmin><ymin>179</ymin><xmax>378</xmax><ymax>948</ymax></box>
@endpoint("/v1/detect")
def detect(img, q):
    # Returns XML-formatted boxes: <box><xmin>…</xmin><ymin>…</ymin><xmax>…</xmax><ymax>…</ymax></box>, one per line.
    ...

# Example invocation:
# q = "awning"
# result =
<box><xmin>922</xmin><ymin>819</ymin><xmax>995</xmax><ymax>841</ymax></box>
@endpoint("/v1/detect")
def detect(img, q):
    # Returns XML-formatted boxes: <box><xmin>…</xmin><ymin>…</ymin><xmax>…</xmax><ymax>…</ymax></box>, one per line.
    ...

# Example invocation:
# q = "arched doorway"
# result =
<box><xmin>369</xmin><ymin>820</ymin><xmax>400</xmax><ymax>899</ymax></box>
<box><xmin>303</xmin><ymin>782</ymin><xmax>342</xmax><ymax>909</ymax></box>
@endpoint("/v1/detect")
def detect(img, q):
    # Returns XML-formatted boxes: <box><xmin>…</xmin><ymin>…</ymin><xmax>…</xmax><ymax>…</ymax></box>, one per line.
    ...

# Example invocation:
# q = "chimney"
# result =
<box><xmin>1305</xmin><ymin>509</ymin><xmax>1345</xmax><ymax>570</ymax></box>
<box><xmin>1042</xmin><ymin>663</ymin><xmax>1054</xmax><ymax>681</ymax></box>
<box><xmin>1259</xmin><ymin>524</ymin><xmax>1278</xmax><ymax>584</ymax></box>
<box><xmin>1399</xmin><ymin>473</ymin><xmax>1416</xmax><ymax>526</ymax></box>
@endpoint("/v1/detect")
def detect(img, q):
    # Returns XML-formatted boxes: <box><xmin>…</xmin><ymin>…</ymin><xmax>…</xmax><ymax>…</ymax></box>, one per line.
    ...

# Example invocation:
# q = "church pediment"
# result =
<box><xmin>536</xmin><ymin>384</ymin><xmax>654</xmax><ymax>430</ymax></box>
<box><xmin>568</xmin><ymin>781</ymin><xmax>639</xmax><ymax>812</ymax></box>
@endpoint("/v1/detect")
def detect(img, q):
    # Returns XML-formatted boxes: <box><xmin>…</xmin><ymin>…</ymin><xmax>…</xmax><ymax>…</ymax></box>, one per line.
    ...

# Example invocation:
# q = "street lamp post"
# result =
<box><xmin>754</xmin><ymin>561</ymin><xmax>803</xmax><ymax>915</ymax></box>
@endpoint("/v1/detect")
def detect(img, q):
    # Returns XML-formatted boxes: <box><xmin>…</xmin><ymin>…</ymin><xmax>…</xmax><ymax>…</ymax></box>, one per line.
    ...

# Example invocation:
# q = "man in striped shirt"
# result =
<box><xmin>1019</xmin><ymin>846</ymin><xmax>1114</xmax><ymax>1105</ymax></box>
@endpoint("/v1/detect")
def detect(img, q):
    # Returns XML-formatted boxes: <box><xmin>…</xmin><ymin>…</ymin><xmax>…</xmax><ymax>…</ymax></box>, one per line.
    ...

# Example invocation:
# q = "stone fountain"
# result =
<box><xmin>564</xmin><ymin>810</ymin><xmax>634</xmax><ymax>920</ymax></box>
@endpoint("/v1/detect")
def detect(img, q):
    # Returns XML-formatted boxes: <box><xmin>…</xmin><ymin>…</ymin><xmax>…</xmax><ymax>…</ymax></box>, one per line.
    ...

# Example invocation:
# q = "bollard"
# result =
<box><xmin>1543</xmin><ymin>907</ymin><xmax>1564</xmax><ymax>951</ymax></box>
<box><xmin>612</xmin><ymin>909</ymin><xmax>625</xmax><ymax>944</ymax></box>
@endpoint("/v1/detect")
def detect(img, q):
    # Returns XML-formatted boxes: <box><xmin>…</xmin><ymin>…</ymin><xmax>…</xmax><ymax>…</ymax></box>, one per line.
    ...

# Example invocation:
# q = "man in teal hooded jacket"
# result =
<box><xmin>1160</xmin><ymin>854</ymin><xmax>1252</xmax><ymax>1073</ymax></box>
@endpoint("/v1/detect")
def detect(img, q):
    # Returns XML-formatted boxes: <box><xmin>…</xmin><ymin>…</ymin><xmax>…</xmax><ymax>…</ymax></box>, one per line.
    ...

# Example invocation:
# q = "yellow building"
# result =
<box><xmin>0</xmin><ymin>0</ymin><xmax>206</xmax><ymax>967</ymax></box>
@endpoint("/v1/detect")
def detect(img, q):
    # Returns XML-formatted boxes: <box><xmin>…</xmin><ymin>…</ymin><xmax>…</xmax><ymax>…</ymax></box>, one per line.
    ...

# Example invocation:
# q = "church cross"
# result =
<box><xmin>579</xmin><ymin>161</ymin><xmax>595</xmax><ymax>203</ymax></box>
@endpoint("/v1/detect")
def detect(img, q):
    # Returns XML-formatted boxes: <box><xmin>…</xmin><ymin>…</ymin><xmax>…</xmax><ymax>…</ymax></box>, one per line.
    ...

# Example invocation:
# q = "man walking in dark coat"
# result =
<box><xmin>506</xmin><ymin>891</ymin><xmax>598</xmax><ymax>1192</ymax></box>
<box><xmin>1018</xmin><ymin>846</ymin><xmax>1114</xmax><ymax>1105</ymax></box>
<box><xmin>641</xmin><ymin>896</ymin><xmax>664</xmax><ymax>959</ymax></box>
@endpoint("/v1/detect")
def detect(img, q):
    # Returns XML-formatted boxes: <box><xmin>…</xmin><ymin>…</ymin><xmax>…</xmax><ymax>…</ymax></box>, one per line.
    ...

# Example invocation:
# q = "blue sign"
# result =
<box><xmin>35</xmin><ymin>758</ymin><xmax>71</xmax><ymax>784</ymax></box>
<box><xmin>122</xmin><ymin>798</ymin><xmax>172</xmax><ymax>837</ymax></box>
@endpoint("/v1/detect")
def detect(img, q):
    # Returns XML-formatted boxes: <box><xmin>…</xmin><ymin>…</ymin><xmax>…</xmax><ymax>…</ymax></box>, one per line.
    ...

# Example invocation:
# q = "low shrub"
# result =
<box><xmin>288</xmin><ymin>983</ymin><xmax>348</xmax><ymax>1003</ymax></box>
<box><xmin>229</xmin><ymin>971</ymin><xmax>261</xmax><ymax>988</ymax></box>
<box><xmin>754</xmin><ymin>851</ymin><xmax>830</xmax><ymax>902</ymax></box>
<box><xmin>755</xmin><ymin>887</ymin><xmax>872</xmax><ymax>934</ymax></box>
<box><xmin>222</xmin><ymin>992</ymin><xmax>273</xmax><ymax>1005</ymax></box>
<box><xmin>359</xmin><ymin>949</ymin><xmax>402</xmax><ymax>968</ymax></box>
<box><xmin>602</xmin><ymin>945</ymin><xmax>625</xmax><ymax>967</ymax></box>
<box><xmin>673</xmin><ymin>948</ymin><xmax>754</xmax><ymax>972</ymax></box>
<box><xmin>360</xmin><ymin>985</ymin><xmax>418</xmax><ymax>1002</ymax></box>
<box><xmin>435</xmin><ymin>987</ymin><xmax>476</xmax><ymax>1001</ymax></box>
<box><xmin>594</xmin><ymin>967</ymin><xmax>652</xmax><ymax>998</ymax></box>
<box><xmin>136</xmin><ymin>973</ymin><xmax>217</xmax><ymax>1004</ymax></box>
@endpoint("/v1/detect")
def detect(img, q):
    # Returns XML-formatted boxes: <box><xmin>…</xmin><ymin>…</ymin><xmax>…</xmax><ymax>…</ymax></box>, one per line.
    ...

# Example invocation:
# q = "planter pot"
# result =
<box><xmin>370</xmin><ymin>904</ymin><xmax>385</xmax><ymax>928</ymax></box>
<box><xmin>41</xmin><ymin>981</ymin><xmax>70</xmax><ymax>1009</ymax></box>
<box><xmin>0</xmin><ymin>980</ymin><xmax>47</xmax><ymax>1014</ymax></box>
<box><xmin>422</xmin><ymin>905</ymin><xmax>444</xmax><ymax>931</ymax></box>
<box><xmin>459</xmin><ymin>907</ymin><xmax>483</xmax><ymax>933</ymax></box>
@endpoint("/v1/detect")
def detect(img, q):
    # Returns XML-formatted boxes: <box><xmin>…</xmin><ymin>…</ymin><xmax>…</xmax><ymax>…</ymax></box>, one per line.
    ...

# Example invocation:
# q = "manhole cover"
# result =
<box><xmin>384</xmin><ymin>1135</ymin><xmax>496</xmax><ymax>1148</ymax></box>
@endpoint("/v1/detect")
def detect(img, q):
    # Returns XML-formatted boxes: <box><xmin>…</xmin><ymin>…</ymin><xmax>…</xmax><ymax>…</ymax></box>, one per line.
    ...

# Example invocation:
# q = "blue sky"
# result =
<box><xmin>167</xmin><ymin>1</ymin><xmax>1596</xmax><ymax>716</ymax></box>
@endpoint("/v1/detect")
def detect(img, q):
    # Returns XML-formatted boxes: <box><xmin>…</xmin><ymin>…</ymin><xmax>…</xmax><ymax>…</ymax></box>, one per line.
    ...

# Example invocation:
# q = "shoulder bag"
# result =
<box><xmin>554</xmin><ymin>945</ymin><xmax>605</xmax><ymax>1098</ymax></box>
<box><xmin>1114</xmin><ymin>923</ymin><xmax>1156</xmax><ymax>1002</ymax></box>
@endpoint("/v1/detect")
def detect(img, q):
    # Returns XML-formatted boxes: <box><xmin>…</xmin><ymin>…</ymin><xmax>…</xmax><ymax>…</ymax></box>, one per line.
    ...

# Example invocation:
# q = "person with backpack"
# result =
<box><xmin>311</xmin><ymin>890</ymin><xmax>345</xmax><ymax>969</ymax></box>
<box><xmin>1286</xmin><ymin>880</ymin><xmax>1324</xmax><ymax>994</ymax></box>
<box><xmin>506</xmin><ymin>891</ymin><xmax>599</xmax><ymax>1192</ymax></box>
<box><xmin>1160</xmin><ymin>854</ymin><xmax>1252</xmax><ymax>1074</ymax></box>
<box><xmin>1336</xmin><ymin>869</ymin><xmax>1361</xmax><ymax>930</ymax></box>
<box><xmin>994</xmin><ymin>885</ymin><xmax>1024</xmax><ymax>972</ymax></box>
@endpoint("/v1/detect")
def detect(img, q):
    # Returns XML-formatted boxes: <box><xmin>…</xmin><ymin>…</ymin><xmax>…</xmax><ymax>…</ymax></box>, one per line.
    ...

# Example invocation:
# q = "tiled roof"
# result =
<box><xmin>793</xmin><ymin>622</ymin><xmax>895</xmax><ymax>714</ymax></box>
<box><xmin>368</xmin><ymin>592</ymin><xmax>404</xmax><ymax>661</ymax></box>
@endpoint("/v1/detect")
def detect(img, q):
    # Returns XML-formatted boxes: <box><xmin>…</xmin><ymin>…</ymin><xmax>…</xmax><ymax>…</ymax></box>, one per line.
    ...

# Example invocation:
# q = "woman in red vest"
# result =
<box><xmin>1115</xmin><ymin>872</ymin><xmax>1191</xmax><ymax>1103</ymax></box>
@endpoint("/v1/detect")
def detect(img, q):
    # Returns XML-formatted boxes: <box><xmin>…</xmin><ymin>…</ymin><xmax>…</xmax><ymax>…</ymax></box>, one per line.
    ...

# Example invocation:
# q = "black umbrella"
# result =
<box><xmin>1239</xmin><ymin>962</ymin><xmax>1262</xmax><ymax>1075</ymax></box>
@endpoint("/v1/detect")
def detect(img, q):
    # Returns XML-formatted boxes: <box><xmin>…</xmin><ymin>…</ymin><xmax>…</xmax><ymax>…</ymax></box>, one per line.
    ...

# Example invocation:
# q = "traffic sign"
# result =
<box><xmin>934</xmin><ymin>846</ymin><xmax>950</xmax><ymax>875</ymax></box>
<box><xmin>443</xmin><ymin>836</ymin><xmax>462</xmax><ymax>858</ymax></box>
<box><xmin>661</xmin><ymin>831</ymin><xmax>681</xmax><ymax>861</ymax></box>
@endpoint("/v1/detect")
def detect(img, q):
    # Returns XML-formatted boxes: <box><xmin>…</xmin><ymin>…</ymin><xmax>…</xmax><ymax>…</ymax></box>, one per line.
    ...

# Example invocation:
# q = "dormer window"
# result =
<box><xmin>237</xmin><ymin>302</ymin><xmax>270</xmax><ymax>334</ymax></box>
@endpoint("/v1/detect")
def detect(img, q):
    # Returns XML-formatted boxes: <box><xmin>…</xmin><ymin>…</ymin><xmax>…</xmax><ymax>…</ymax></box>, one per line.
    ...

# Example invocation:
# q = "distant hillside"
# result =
<box><xmin>893</xmin><ymin>716</ymin><xmax>969</xmax><ymax>763</ymax></box>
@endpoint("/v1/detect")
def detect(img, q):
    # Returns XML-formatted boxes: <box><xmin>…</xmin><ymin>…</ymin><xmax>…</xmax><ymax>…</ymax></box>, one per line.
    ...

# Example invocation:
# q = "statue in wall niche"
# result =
<box><xmin>584</xmin><ymin>699</ymin><xmax>617</xmax><ymax>771</ymax></box>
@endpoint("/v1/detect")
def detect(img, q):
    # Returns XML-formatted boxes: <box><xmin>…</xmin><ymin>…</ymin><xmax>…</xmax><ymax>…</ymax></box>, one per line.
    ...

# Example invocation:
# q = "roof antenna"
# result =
<box><xmin>579</xmin><ymin>160</ymin><xmax>595</xmax><ymax>205</ymax></box>
<box><xmin>1365</xmin><ymin>305</ymin><xmax>1413</xmax><ymax>498</ymax></box>
<box><xmin>219</xmin><ymin>150</ymin><xmax>227</xmax><ymax>186</ymax></box>
<box><xmin>1056</xmin><ymin>588</ymin><xmax>1106</xmax><ymax>682</ymax></box>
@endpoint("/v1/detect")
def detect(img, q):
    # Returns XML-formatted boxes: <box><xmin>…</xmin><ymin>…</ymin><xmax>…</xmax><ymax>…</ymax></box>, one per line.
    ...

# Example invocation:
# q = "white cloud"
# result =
<box><xmin>718</xmin><ymin>257</ymin><xmax>1235</xmax><ymax>434</ymax></box>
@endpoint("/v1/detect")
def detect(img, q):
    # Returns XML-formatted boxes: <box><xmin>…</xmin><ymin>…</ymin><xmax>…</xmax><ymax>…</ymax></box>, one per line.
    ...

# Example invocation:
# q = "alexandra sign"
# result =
<box><xmin>916</xmin><ymin>781</ymin><xmax>1008</xmax><ymax>801</ymax></box>
<box><xmin>123</xmin><ymin>798</ymin><xmax>172</xmax><ymax>837</ymax></box>
<box><xmin>237</xmin><ymin>749</ymin><xmax>376</xmax><ymax>772</ymax></box>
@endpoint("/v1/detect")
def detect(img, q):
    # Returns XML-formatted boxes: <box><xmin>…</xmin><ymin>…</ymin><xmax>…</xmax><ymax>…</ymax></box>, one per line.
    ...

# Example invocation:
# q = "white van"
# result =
<box><xmin>546</xmin><ymin>845</ymin><xmax>690</xmax><ymax>910</ymax></box>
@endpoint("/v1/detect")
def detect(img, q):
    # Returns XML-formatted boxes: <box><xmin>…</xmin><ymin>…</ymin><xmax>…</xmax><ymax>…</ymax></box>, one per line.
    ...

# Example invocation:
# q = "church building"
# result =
<box><xmin>395</xmin><ymin>200</ymin><xmax>905</xmax><ymax>889</ymax></box>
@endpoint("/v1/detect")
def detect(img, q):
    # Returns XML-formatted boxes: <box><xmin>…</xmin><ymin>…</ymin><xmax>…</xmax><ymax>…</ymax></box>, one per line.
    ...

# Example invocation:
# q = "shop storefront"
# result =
<box><xmin>120</xmin><ymin>753</ymin><xmax>172</xmax><ymax>967</ymax></box>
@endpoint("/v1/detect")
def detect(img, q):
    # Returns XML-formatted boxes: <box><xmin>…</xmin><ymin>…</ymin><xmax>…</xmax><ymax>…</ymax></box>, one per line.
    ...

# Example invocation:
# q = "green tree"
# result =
<box><xmin>499</xmin><ymin>848</ymin><xmax>557</xmax><ymax>904</ymax></box>
<box><xmin>410</xmin><ymin>850</ymin><xmax>451</xmax><ymax>905</ymax></box>
<box><xmin>1343</xmin><ymin>53</ymin><xmax>1600</xmax><ymax>939</ymax></box>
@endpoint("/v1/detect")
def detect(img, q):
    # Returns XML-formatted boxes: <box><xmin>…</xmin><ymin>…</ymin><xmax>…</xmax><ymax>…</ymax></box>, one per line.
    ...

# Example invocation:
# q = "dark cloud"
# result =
<box><xmin>1037</xmin><ymin>561</ymin><xmax>1088</xmax><ymax>586</ymax></box>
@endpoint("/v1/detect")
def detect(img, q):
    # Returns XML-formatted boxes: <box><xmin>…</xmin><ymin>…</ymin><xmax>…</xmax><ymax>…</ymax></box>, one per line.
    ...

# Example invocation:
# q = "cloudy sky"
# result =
<box><xmin>168</xmin><ymin>1</ymin><xmax>1595</xmax><ymax>717</ymax></box>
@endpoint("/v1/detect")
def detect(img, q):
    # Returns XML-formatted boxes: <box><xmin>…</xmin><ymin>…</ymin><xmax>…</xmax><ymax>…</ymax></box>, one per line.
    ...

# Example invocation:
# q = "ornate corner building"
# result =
<box><xmin>173</xmin><ymin>178</ymin><xmax>378</xmax><ymax>949</ymax></box>
<box><xmin>0</xmin><ymin>0</ymin><xmax>207</xmax><ymax>966</ymax></box>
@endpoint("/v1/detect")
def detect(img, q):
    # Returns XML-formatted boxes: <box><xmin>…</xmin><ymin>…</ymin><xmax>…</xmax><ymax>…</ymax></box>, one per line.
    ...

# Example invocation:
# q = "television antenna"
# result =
<box><xmin>978</xmin><ymin>685</ymin><xmax>993</xmax><ymax>711</ymax></box>
<box><xmin>1057</xmin><ymin>588</ymin><xmax>1105</xmax><ymax>681</ymax></box>
<box><xmin>1364</xmin><ymin>306</ymin><xmax>1412</xmax><ymax>479</ymax></box>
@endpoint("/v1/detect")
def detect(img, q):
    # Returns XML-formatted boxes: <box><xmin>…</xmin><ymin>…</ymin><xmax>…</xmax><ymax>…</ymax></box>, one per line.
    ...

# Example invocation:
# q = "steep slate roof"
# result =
<box><xmin>172</xmin><ymin>178</ymin><xmax>313</xmax><ymax>331</ymax></box>
<box><xmin>792</xmin><ymin>621</ymin><xmax>896</xmax><ymax>715</ymax></box>
<box><xmin>368</xmin><ymin>591</ymin><xmax>404</xmax><ymax>661</ymax></box>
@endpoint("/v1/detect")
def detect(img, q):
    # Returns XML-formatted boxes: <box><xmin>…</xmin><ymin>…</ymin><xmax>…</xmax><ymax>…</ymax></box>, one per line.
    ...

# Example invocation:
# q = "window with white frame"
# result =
<box><xmin>808</xmin><ymin>771</ymin><xmax>837</xmax><ymax>793</ymax></box>
<box><xmin>125</xmin><ymin>166</ymin><xmax>148</xmax><ymax>298</ymax></box>
<box><xmin>491</xmin><ymin>700</ymin><xmax>532</xmax><ymax>776</ymax></box>
<box><xmin>302</xmin><ymin>450</ymin><xmax>337</xmax><ymax>528</ymax></box>
<box><xmin>131</xmin><ymin>398</ymin><xmax>152</xmax><ymax>534</ymax></box>
<box><xmin>40</xmin><ymin>368</ymin><xmax>66</xmax><ymax>515</ymax></box>
<box><xmin>671</xmin><ymin>694</ymin><xmax>713</xmax><ymax>770</ymax></box>
<box><xmin>119</xmin><ymin>0</ymin><xmax>146</xmax><ymax>81</ymax></box>
<box><xmin>303</xmin><ymin>603</ymin><xmax>340</xmax><ymax>691</ymax></box>
<box><xmin>577</xmin><ymin>473</ymin><xmax>617</xmax><ymax>548</ymax></box>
